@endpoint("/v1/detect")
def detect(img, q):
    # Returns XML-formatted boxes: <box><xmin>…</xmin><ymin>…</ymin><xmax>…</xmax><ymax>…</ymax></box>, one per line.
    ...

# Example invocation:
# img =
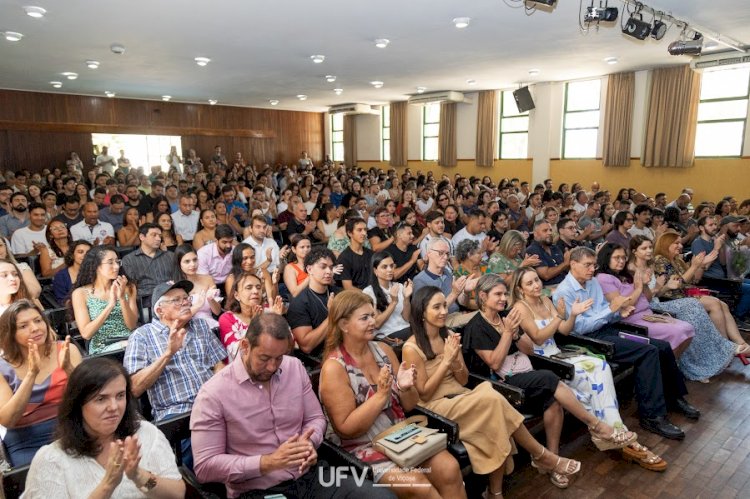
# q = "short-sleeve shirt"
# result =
<box><xmin>121</xmin><ymin>247</ymin><xmax>175</xmax><ymax>298</ymax></box>
<box><xmin>337</xmin><ymin>247</ymin><xmax>374</xmax><ymax>289</ymax></box>
<box><xmin>463</xmin><ymin>311</ymin><xmax>519</xmax><ymax>375</ymax></box>
<box><xmin>385</xmin><ymin>243</ymin><xmax>419</xmax><ymax>283</ymax></box>
<box><xmin>286</xmin><ymin>286</ymin><xmax>340</xmax><ymax>357</ymax></box>
<box><xmin>412</xmin><ymin>268</ymin><xmax>458</xmax><ymax>314</ymax></box>
<box><xmin>691</xmin><ymin>237</ymin><xmax>724</xmax><ymax>278</ymax></box>
<box><xmin>123</xmin><ymin>318</ymin><xmax>227</xmax><ymax>421</ymax></box>
<box><xmin>69</xmin><ymin>220</ymin><xmax>115</xmax><ymax>245</ymax></box>
<box><xmin>52</xmin><ymin>213</ymin><xmax>83</xmax><ymax>230</ymax></box>
<box><xmin>525</xmin><ymin>241</ymin><xmax>567</xmax><ymax>286</ymax></box>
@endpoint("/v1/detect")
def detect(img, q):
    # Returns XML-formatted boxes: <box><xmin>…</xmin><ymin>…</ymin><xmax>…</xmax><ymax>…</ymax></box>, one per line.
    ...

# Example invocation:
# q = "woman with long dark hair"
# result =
<box><xmin>362</xmin><ymin>251</ymin><xmax>413</xmax><ymax>340</ymax></box>
<box><xmin>71</xmin><ymin>246</ymin><xmax>138</xmax><ymax>354</ymax></box>
<box><xmin>192</xmin><ymin>208</ymin><xmax>218</xmax><ymax>251</ymax></box>
<box><xmin>23</xmin><ymin>358</ymin><xmax>185</xmax><ymax>498</ymax></box>
<box><xmin>39</xmin><ymin>219</ymin><xmax>72</xmax><ymax>277</ymax></box>
<box><xmin>173</xmin><ymin>244</ymin><xmax>222</xmax><ymax>328</ymax></box>
<box><xmin>223</xmin><ymin>243</ymin><xmax>276</xmax><ymax>305</ymax></box>
<box><xmin>403</xmin><ymin>286</ymin><xmax>582</xmax><ymax>497</ymax></box>
<box><xmin>282</xmin><ymin>234</ymin><xmax>312</xmax><ymax>298</ymax></box>
<box><xmin>146</xmin><ymin>196</ymin><xmax>170</xmax><ymax>224</ymax></box>
<box><xmin>117</xmin><ymin>207</ymin><xmax>141</xmax><ymax>247</ymax></box>
<box><xmin>156</xmin><ymin>212</ymin><xmax>181</xmax><ymax>252</ymax></box>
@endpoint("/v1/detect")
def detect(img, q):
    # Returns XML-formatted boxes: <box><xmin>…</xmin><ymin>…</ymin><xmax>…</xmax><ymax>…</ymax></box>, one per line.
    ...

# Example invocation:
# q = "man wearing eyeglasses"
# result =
<box><xmin>553</xmin><ymin>246</ymin><xmax>698</xmax><ymax>440</ymax></box>
<box><xmin>125</xmin><ymin>280</ymin><xmax>227</xmax><ymax>467</ymax></box>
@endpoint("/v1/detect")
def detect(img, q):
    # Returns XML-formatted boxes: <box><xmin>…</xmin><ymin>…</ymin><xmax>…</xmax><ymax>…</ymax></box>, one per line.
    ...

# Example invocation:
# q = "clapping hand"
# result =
<box><xmin>442</xmin><ymin>333</ymin><xmax>461</xmax><ymax>367</ymax></box>
<box><xmin>388</xmin><ymin>283</ymin><xmax>402</xmax><ymax>301</ymax></box>
<box><xmin>114</xmin><ymin>276</ymin><xmax>128</xmax><ymax>300</ymax></box>
<box><xmin>501</xmin><ymin>308</ymin><xmax>522</xmax><ymax>336</ymax></box>
<box><xmin>451</xmin><ymin>275</ymin><xmax>468</xmax><ymax>296</ymax></box>
<box><xmin>555</xmin><ymin>297</ymin><xmax>567</xmax><ymax>318</ymax></box>
<box><xmin>376</xmin><ymin>365</ymin><xmax>394</xmax><ymax>399</ymax></box>
<box><xmin>166</xmin><ymin>319</ymin><xmax>187</xmax><ymax>356</ymax></box>
<box><xmin>122</xmin><ymin>436</ymin><xmax>142</xmax><ymax>482</ymax></box>
<box><xmin>58</xmin><ymin>336</ymin><xmax>73</xmax><ymax>374</ymax></box>
<box><xmin>396</xmin><ymin>362</ymin><xmax>417</xmax><ymax>390</ymax></box>
<box><xmin>402</xmin><ymin>280</ymin><xmax>413</xmax><ymax>299</ymax></box>
<box><xmin>521</xmin><ymin>254</ymin><xmax>541</xmax><ymax>267</ymax></box>
<box><xmin>332</xmin><ymin>264</ymin><xmax>344</xmax><ymax>276</ymax></box>
<box><xmin>101</xmin><ymin>441</ymin><xmax>126</xmax><ymax>491</ymax></box>
<box><xmin>27</xmin><ymin>341</ymin><xmax>41</xmax><ymax>377</ymax></box>
<box><xmin>571</xmin><ymin>297</ymin><xmax>594</xmax><ymax>316</ymax></box>
<box><xmin>270</xmin><ymin>295</ymin><xmax>284</xmax><ymax>314</ymax></box>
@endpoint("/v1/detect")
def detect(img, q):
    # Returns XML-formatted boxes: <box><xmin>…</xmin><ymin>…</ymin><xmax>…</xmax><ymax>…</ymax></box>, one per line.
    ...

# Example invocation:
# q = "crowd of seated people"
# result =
<box><xmin>1</xmin><ymin>155</ymin><xmax>750</xmax><ymax>497</ymax></box>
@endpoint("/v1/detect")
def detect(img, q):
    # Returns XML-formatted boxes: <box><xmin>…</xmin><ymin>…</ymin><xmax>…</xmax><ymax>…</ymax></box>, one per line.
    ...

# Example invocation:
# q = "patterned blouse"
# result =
<box><xmin>653</xmin><ymin>255</ymin><xmax>689</xmax><ymax>300</ymax></box>
<box><xmin>488</xmin><ymin>252</ymin><xmax>521</xmax><ymax>278</ymax></box>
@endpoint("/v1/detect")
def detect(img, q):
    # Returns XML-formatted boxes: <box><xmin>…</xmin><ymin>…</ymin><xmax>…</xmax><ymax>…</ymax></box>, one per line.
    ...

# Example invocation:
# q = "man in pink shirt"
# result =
<box><xmin>190</xmin><ymin>313</ymin><xmax>393</xmax><ymax>498</ymax></box>
<box><xmin>197</xmin><ymin>224</ymin><xmax>236</xmax><ymax>285</ymax></box>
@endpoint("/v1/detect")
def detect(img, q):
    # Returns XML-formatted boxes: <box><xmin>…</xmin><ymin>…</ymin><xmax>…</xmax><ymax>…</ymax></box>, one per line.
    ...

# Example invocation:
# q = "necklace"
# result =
<box><xmin>480</xmin><ymin>310</ymin><xmax>502</xmax><ymax>327</ymax></box>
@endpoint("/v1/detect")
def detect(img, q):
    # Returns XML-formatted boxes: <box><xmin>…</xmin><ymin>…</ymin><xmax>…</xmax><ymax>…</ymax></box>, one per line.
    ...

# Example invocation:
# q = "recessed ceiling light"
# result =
<box><xmin>370</xmin><ymin>81</ymin><xmax>384</xmax><ymax>88</ymax></box>
<box><xmin>269</xmin><ymin>99</ymin><xmax>279</xmax><ymax>105</ymax></box>
<box><xmin>466</xmin><ymin>79</ymin><xmax>477</xmax><ymax>85</ymax></box>
<box><xmin>61</xmin><ymin>72</ymin><xmax>78</xmax><ymax>80</ymax></box>
<box><xmin>528</xmin><ymin>69</ymin><xmax>541</xmax><ymax>77</ymax></box>
<box><xmin>86</xmin><ymin>60</ymin><xmax>100</xmax><ymax>69</ymax></box>
<box><xmin>162</xmin><ymin>95</ymin><xmax>171</xmax><ymax>101</ymax></box>
<box><xmin>452</xmin><ymin>17</ymin><xmax>471</xmax><ymax>29</ymax></box>
<box><xmin>416</xmin><ymin>86</ymin><xmax>427</xmax><ymax>94</ymax></box>
<box><xmin>375</xmin><ymin>38</ymin><xmax>390</xmax><ymax>48</ymax></box>
<box><xmin>310</xmin><ymin>55</ymin><xmax>325</xmax><ymax>64</ymax></box>
<box><xmin>49</xmin><ymin>81</ymin><xmax>62</xmax><ymax>88</ymax></box>
<box><xmin>24</xmin><ymin>6</ymin><xmax>46</xmax><ymax>18</ymax></box>
<box><xmin>4</xmin><ymin>32</ymin><xmax>23</xmax><ymax>42</ymax></box>
<box><xmin>604</xmin><ymin>56</ymin><xmax>619</xmax><ymax>65</ymax></box>
<box><xmin>105</xmin><ymin>91</ymin><xmax>115</xmax><ymax>98</ymax></box>
<box><xmin>208</xmin><ymin>99</ymin><xmax>217</xmax><ymax>105</ymax></box>
<box><xmin>325</xmin><ymin>75</ymin><xmax>337</xmax><ymax>83</ymax></box>
<box><xmin>297</xmin><ymin>94</ymin><xmax>308</xmax><ymax>101</ymax></box>
<box><xmin>194</xmin><ymin>57</ymin><xmax>211</xmax><ymax>66</ymax></box>
<box><xmin>333</xmin><ymin>88</ymin><xmax>343</xmax><ymax>95</ymax></box>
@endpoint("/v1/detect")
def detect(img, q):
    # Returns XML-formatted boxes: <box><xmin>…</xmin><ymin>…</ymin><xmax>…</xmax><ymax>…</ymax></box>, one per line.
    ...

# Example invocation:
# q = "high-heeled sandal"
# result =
<box><xmin>482</xmin><ymin>489</ymin><xmax>503</xmax><ymax>498</ymax></box>
<box><xmin>735</xmin><ymin>344</ymin><xmax>750</xmax><ymax>365</ymax></box>
<box><xmin>622</xmin><ymin>442</ymin><xmax>668</xmax><ymax>472</ymax></box>
<box><xmin>530</xmin><ymin>447</ymin><xmax>581</xmax><ymax>489</ymax></box>
<box><xmin>589</xmin><ymin>420</ymin><xmax>638</xmax><ymax>451</ymax></box>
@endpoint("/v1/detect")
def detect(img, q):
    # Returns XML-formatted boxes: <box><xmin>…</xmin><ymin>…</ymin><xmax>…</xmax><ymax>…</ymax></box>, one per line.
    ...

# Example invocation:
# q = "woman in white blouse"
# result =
<box><xmin>23</xmin><ymin>357</ymin><xmax>185</xmax><ymax>498</ymax></box>
<box><xmin>362</xmin><ymin>251</ymin><xmax>413</xmax><ymax>340</ymax></box>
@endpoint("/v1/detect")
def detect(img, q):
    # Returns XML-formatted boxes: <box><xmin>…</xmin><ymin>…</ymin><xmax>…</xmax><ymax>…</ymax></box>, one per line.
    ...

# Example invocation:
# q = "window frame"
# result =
<box><xmin>330</xmin><ymin>114</ymin><xmax>344</xmax><ymax>162</ymax></box>
<box><xmin>422</xmin><ymin>102</ymin><xmax>440</xmax><ymax>161</ymax></box>
<box><xmin>562</xmin><ymin>79</ymin><xmax>602</xmax><ymax>160</ymax></box>
<box><xmin>382</xmin><ymin>105</ymin><xmax>390</xmax><ymax>162</ymax></box>
<box><xmin>498</xmin><ymin>90</ymin><xmax>530</xmax><ymax>159</ymax></box>
<box><xmin>695</xmin><ymin>68</ymin><xmax>750</xmax><ymax>158</ymax></box>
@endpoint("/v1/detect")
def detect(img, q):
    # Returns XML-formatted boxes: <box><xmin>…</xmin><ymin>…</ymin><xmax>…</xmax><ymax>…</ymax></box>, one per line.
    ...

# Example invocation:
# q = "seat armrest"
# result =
<box><xmin>179</xmin><ymin>465</ymin><xmax>226</xmax><ymax>499</ymax></box>
<box><xmin>613</xmin><ymin>321</ymin><xmax>649</xmax><ymax>337</ymax></box>
<box><xmin>529</xmin><ymin>353</ymin><xmax>574</xmax><ymax>380</ymax></box>
<box><xmin>554</xmin><ymin>332</ymin><xmax>614</xmax><ymax>357</ymax></box>
<box><xmin>467</xmin><ymin>373</ymin><xmax>525</xmax><ymax>407</ymax></box>
<box><xmin>408</xmin><ymin>406</ymin><xmax>459</xmax><ymax>444</ymax></box>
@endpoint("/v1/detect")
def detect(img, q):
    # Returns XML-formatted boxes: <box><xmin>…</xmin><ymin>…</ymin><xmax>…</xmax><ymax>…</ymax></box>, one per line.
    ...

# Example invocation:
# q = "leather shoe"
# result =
<box><xmin>674</xmin><ymin>397</ymin><xmax>701</xmax><ymax>420</ymax></box>
<box><xmin>640</xmin><ymin>416</ymin><xmax>685</xmax><ymax>440</ymax></box>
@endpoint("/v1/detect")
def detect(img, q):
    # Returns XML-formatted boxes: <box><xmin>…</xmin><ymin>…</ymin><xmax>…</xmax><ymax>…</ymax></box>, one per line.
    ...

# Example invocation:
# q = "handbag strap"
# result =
<box><xmin>372</xmin><ymin>415</ymin><xmax>428</xmax><ymax>443</ymax></box>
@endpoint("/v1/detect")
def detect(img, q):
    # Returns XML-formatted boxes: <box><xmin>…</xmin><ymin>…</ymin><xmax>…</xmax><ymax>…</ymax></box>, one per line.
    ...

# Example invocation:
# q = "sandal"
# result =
<box><xmin>530</xmin><ymin>447</ymin><xmax>581</xmax><ymax>489</ymax></box>
<box><xmin>589</xmin><ymin>420</ymin><xmax>638</xmax><ymax>451</ymax></box>
<box><xmin>482</xmin><ymin>489</ymin><xmax>504</xmax><ymax>498</ymax></box>
<box><xmin>622</xmin><ymin>442</ymin><xmax>668</xmax><ymax>472</ymax></box>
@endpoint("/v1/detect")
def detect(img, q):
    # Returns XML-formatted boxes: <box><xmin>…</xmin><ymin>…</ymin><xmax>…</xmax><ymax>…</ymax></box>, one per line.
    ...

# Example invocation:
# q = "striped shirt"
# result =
<box><xmin>121</xmin><ymin>247</ymin><xmax>176</xmax><ymax>297</ymax></box>
<box><xmin>124</xmin><ymin>318</ymin><xmax>227</xmax><ymax>421</ymax></box>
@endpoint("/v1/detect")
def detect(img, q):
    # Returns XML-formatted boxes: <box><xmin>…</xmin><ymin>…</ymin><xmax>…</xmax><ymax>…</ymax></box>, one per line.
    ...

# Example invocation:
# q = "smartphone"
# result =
<box><xmin>618</xmin><ymin>332</ymin><xmax>650</xmax><ymax>344</ymax></box>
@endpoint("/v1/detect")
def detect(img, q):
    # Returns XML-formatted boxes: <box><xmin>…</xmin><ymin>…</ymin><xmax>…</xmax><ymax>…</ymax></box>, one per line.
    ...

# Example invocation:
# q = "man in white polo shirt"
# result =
<box><xmin>10</xmin><ymin>202</ymin><xmax>47</xmax><ymax>256</ymax></box>
<box><xmin>70</xmin><ymin>202</ymin><xmax>115</xmax><ymax>245</ymax></box>
<box><xmin>242</xmin><ymin>214</ymin><xmax>280</xmax><ymax>272</ymax></box>
<box><xmin>171</xmin><ymin>194</ymin><xmax>199</xmax><ymax>244</ymax></box>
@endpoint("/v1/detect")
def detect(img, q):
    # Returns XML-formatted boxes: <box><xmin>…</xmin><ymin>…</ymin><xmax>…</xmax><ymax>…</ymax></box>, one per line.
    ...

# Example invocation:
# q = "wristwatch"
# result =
<box><xmin>138</xmin><ymin>472</ymin><xmax>158</xmax><ymax>492</ymax></box>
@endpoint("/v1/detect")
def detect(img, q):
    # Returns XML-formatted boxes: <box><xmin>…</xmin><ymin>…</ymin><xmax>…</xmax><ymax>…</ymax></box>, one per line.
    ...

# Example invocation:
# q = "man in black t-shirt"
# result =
<box><xmin>385</xmin><ymin>222</ymin><xmax>422</xmax><ymax>283</ymax></box>
<box><xmin>367</xmin><ymin>206</ymin><xmax>394</xmax><ymax>252</ymax></box>
<box><xmin>337</xmin><ymin>218</ymin><xmax>373</xmax><ymax>290</ymax></box>
<box><xmin>52</xmin><ymin>196</ymin><xmax>83</xmax><ymax>229</ymax></box>
<box><xmin>287</xmin><ymin>246</ymin><xmax>340</xmax><ymax>356</ymax></box>
<box><xmin>125</xmin><ymin>184</ymin><xmax>150</xmax><ymax>220</ymax></box>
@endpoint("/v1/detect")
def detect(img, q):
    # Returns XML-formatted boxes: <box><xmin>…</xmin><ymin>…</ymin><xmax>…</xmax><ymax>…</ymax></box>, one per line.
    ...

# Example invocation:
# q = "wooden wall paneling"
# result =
<box><xmin>0</xmin><ymin>130</ymin><xmax>8</xmax><ymax>171</ymax></box>
<box><xmin>5</xmin><ymin>131</ymin><xmax>93</xmax><ymax>172</ymax></box>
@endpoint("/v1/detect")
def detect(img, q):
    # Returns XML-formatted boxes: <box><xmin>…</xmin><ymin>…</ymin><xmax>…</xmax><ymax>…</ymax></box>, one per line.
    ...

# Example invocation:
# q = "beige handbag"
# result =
<box><xmin>372</xmin><ymin>415</ymin><xmax>447</xmax><ymax>469</ymax></box>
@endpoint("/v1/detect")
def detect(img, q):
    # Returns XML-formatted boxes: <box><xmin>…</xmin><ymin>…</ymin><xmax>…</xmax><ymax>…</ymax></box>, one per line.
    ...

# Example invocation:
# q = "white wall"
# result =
<box><xmin>456</xmin><ymin>94</ymin><xmax>478</xmax><ymax>159</ymax></box>
<box><xmin>355</xmin><ymin>112</ymin><xmax>381</xmax><ymax>161</ymax></box>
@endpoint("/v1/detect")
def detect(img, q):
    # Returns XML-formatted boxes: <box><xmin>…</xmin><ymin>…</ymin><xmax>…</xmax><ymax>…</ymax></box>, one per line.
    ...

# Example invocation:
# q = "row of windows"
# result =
<box><xmin>330</xmin><ymin>67</ymin><xmax>750</xmax><ymax>162</ymax></box>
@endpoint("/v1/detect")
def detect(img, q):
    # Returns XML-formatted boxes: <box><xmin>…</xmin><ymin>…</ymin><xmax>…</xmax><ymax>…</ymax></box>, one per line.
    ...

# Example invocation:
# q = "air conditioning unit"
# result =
<box><xmin>408</xmin><ymin>91</ymin><xmax>471</xmax><ymax>105</ymax></box>
<box><xmin>328</xmin><ymin>103</ymin><xmax>374</xmax><ymax>114</ymax></box>
<box><xmin>690</xmin><ymin>51</ymin><xmax>750</xmax><ymax>71</ymax></box>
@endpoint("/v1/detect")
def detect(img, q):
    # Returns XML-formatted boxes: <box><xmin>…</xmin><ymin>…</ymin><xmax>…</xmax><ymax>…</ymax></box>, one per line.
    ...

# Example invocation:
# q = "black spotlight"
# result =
<box><xmin>527</xmin><ymin>0</ymin><xmax>557</xmax><ymax>5</ymax></box>
<box><xmin>623</xmin><ymin>14</ymin><xmax>652</xmax><ymax>40</ymax></box>
<box><xmin>584</xmin><ymin>6</ymin><xmax>618</xmax><ymax>22</ymax></box>
<box><xmin>651</xmin><ymin>20</ymin><xmax>668</xmax><ymax>40</ymax></box>
<box><xmin>668</xmin><ymin>36</ymin><xmax>703</xmax><ymax>56</ymax></box>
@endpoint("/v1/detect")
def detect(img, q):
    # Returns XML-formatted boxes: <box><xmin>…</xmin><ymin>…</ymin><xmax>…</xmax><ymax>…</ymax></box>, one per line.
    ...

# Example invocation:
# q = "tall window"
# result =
<box><xmin>499</xmin><ymin>90</ymin><xmax>529</xmax><ymax>159</ymax></box>
<box><xmin>422</xmin><ymin>102</ymin><xmax>440</xmax><ymax>161</ymax></box>
<box><xmin>562</xmin><ymin>79</ymin><xmax>601</xmax><ymax>159</ymax></box>
<box><xmin>331</xmin><ymin>114</ymin><xmax>344</xmax><ymax>162</ymax></box>
<box><xmin>91</xmin><ymin>133</ymin><xmax>182</xmax><ymax>171</ymax></box>
<box><xmin>382</xmin><ymin>105</ymin><xmax>390</xmax><ymax>162</ymax></box>
<box><xmin>695</xmin><ymin>67</ymin><xmax>750</xmax><ymax>157</ymax></box>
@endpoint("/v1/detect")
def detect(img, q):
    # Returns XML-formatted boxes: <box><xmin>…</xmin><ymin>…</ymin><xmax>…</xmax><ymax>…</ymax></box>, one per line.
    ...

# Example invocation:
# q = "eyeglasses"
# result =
<box><xmin>160</xmin><ymin>295</ymin><xmax>191</xmax><ymax>306</ymax></box>
<box><xmin>101</xmin><ymin>259</ymin><xmax>121</xmax><ymax>266</ymax></box>
<box><xmin>430</xmin><ymin>249</ymin><xmax>450</xmax><ymax>258</ymax></box>
<box><xmin>611</xmin><ymin>256</ymin><xmax>627</xmax><ymax>262</ymax></box>
<box><xmin>575</xmin><ymin>262</ymin><xmax>598</xmax><ymax>270</ymax></box>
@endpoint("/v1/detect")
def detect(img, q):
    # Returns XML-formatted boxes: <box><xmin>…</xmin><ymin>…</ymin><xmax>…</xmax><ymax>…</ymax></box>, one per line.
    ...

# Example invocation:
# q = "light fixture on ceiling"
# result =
<box><xmin>528</xmin><ymin>69</ymin><xmax>540</xmax><ymax>76</ymax></box>
<box><xmin>325</xmin><ymin>75</ymin><xmax>336</xmax><ymax>83</ymax></box>
<box><xmin>24</xmin><ymin>6</ymin><xmax>46</xmax><ymax>18</ymax></box>
<box><xmin>333</xmin><ymin>88</ymin><xmax>343</xmax><ymax>95</ymax></box>
<box><xmin>651</xmin><ymin>19</ymin><xmax>668</xmax><ymax>40</ymax></box>
<box><xmin>194</xmin><ymin>57</ymin><xmax>211</xmax><ymax>66</ymax></box>
<box><xmin>416</xmin><ymin>86</ymin><xmax>427</xmax><ymax>94</ymax></box>
<box><xmin>61</xmin><ymin>72</ymin><xmax>78</xmax><ymax>80</ymax></box>
<box><xmin>604</xmin><ymin>56</ymin><xmax>619</xmax><ymax>64</ymax></box>
<box><xmin>466</xmin><ymin>79</ymin><xmax>477</xmax><ymax>85</ymax></box>
<box><xmin>370</xmin><ymin>81</ymin><xmax>384</xmax><ymax>88</ymax></box>
<box><xmin>668</xmin><ymin>32</ymin><xmax>703</xmax><ymax>56</ymax></box>
<box><xmin>310</xmin><ymin>55</ymin><xmax>325</xmax><ymax>63</ymax></box>
<box><xmin>297</xmin><ymin>94</ymin><xmax>308</xmax><ymax>100</ymax></box>
<box><xmin>622</xmin><ymin>8</ymin><xmax>651</xmax><ymax>40</ymax></box>
<box><xmin>105</xmin><ymin>91</ymin><xmax>115</xmax><ymax>98</ymax></box>
<box><xmin>86</xmin><ymin>60</ymin><xmax>100</xmax><ymax>69</ymax></box>
<box><xmin>50</xmin><ymin>81</ymin><xmax>62</xmax><ymax>88</ymax></box>
<box><xmin>162</xmin><ymin>95</ymin><xmax>171</xmax><ymax>101</ymax></box>
<box><xmin>110</xmin><ymin>43</ymin><xmax>125</xmax><ymax>55</ymax></box>
<box><xmin>584</xmin><ymin>3</ymin><xmax>618</xmax><ymax>23</ymax></box>
<box><xmin>375</xmin><ymin>38</ymin><xmax>390</xmax><ymax>48</ymax></box>
<box><xmin>526</xmin><ymin>0</ymin><xmax>557</xmax><ymax>6</ymax></box>
<box><xmin>3</xmin><ymin>32</ymin><xmax>23</xmax><ymax>42</ymax></box>
<box><xmin>452</xmin><ymin>17</ymin><xmax>471</xmax><ymax>29</ymax></box>
<box><xmin>208</xmin><ymin>99</ymin><xmax>217</xmax><ymax>105</ymax></box>
<box><xmin>269</xmin><ymin>99</ymin><xmax>279</xmax><ymax>105</ymax></box>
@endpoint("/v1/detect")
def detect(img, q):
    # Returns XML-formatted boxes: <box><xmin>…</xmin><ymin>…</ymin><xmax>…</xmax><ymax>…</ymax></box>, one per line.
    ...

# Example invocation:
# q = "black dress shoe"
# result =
<box><xmin>674</xmin><ymin>397</ymin><xmax>701</xmax><ymax>420</ymax></box>
<box><xmin>640</xmin><ymin>416</ymin><xmax>685</xmax><ymax>440</ymax></box>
